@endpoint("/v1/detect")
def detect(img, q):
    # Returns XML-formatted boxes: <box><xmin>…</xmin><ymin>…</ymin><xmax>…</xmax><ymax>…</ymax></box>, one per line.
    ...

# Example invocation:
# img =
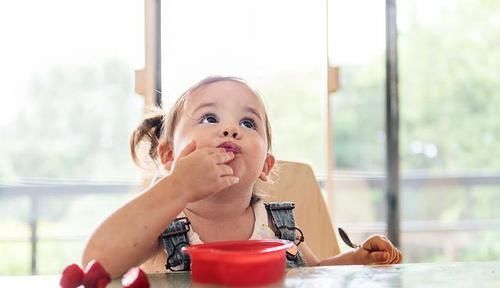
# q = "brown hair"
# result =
<box><xmin>130</xmin><ymin>76</ymin><xmax>273</xmax><ymax>170</ymax></box>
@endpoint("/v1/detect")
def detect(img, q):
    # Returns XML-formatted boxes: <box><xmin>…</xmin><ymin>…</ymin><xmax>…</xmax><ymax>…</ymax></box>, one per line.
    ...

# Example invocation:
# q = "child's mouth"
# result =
<box><xmin>217</xmin><ymin>141</ymin><xmax>241</xmax><ymax>154</ymax></box>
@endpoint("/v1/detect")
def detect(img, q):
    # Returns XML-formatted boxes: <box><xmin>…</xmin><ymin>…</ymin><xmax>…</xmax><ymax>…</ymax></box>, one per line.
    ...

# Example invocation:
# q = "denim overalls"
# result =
<box><xmin>160</xmin><ymin>201</ymin><xmax>306</xmax><ymax>271</ymax></box>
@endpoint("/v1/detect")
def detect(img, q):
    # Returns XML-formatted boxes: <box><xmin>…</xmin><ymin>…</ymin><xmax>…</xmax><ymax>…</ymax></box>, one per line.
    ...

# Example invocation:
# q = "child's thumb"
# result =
<box><xmin>179</xmin><ymin>140</ymin><xmax>196</xmax><ymax>158</ymax></box>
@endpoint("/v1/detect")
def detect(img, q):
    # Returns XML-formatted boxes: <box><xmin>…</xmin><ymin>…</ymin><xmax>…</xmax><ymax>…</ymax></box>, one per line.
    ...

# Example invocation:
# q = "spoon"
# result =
<box><xmin>338</xmin><ymin>227</ymin><xmax>360</xmax><ymax>249</ymax></box>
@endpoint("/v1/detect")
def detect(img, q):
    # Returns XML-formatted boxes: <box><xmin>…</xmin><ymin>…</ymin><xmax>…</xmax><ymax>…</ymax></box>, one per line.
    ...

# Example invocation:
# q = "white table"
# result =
<box><xmin>1</xmin><ymin>261</ymin><xmax>499</xmax><ymax>287</ymax></box>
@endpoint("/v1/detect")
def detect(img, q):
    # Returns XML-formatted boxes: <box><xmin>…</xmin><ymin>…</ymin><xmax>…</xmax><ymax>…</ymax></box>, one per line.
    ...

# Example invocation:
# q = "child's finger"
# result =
<box><xmin>386</xmin><ymin>246</ymin><xmax>397</xmax><ymax>263</ymax></box>
<box><xmin>387</xmin><ymin>248</ymin><xmax>397</xmax><ymax>264</ymax></box>
<box><xmin>368</xmin><ymin>251</ymin><xmax>390</xmax><ymax>264</ymax></box>
<box><xmin>392</xmin><ymin>249</ymin><xmax>402</xmax><ymax>264</ymax></box>
<box><xmin>217</xmin><ymin>164</ymin><xmax>234</xmax><ymax>176</ymax></box>
<box><xmin>215</xmin><ymin>151</ymin><xmax>235</xmax><ymax>164</ymax></box>
<box><xmin>387</xmin><ymin>248</ymin><xmax>401</xmax><ymax>264</ymax></box>
<box><xmin>221</xmin><ymin>175</ymin><xmax>239</xmax><ymax>187</ymax></box>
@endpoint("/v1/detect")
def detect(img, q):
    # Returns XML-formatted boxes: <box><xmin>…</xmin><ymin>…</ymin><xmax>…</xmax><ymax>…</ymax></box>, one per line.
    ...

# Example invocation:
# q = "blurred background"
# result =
<box><xmin>1</xmin><ymin>0</ymin><xmax>500</xmax><ymax>275</ymax></box>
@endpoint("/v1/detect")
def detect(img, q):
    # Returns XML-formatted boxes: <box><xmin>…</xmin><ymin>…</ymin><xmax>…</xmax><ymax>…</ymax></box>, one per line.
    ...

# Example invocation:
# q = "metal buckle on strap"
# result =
<box><xmin>264</xmin><ymin>202</ymin><xmax>295</xmax><ymax>210</ymax></box>
<box><xmin>276</xmin><ymin>225</ymin><xmax>305</xmax><ymax>246</ymax></box>
<box><xmin>283</xmin><ymin>226</ymin><xmax>304</xmax><ymax>261</ymax></box>
<box><xmin>161</xmin><ymin>217</ymin><xmax>191</xmax><ymax>237</ymax></box>
<box><xmin>286</xmin><ymin>244</ymin><xmax>299</xmax><ymax>260</ymax></box>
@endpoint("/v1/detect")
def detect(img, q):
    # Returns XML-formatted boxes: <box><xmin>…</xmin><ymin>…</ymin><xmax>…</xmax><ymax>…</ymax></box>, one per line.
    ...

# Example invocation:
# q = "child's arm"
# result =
<box><xmin>82</xmin><ymin>176</ymin><xmax>188</xmax><ymax>278</ymax></box>
<box><xmin>82</xmin><ymin>141</ymin><xmax>237</xmax><ymax>278</ymax></box>
<box><xmin>299</xmin><ymin>235</ymin><xmax>402</xmax><ymax>266</ymax></box>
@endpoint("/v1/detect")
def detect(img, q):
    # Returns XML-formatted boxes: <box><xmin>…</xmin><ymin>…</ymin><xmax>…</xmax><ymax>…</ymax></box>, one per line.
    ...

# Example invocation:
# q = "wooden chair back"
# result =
<box><xmin>256</xmin><ymin>160</ymin><xmax>340</xmax><ymax>259</ymax></box>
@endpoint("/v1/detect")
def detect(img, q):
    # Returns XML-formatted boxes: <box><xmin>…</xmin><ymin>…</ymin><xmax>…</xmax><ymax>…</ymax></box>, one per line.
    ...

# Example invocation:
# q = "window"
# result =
<box><xmin>330</xmin><ymin>0</ymin><xmax>500</xmax><ymax>262</ymax></box>
<box><xmin>0</xmin><ymin>0</ymin><xmax>143</xmax><ymax>274</ymax></box>
<box><xmin>399</xmin><ymin>0</ymin><xmax>500</xmax><ymax>261</ymax></box>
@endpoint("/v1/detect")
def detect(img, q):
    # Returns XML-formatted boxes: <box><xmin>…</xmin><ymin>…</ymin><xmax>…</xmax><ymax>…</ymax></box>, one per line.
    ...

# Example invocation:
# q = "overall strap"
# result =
<box><xmin>159</xmin><ymin>217</ymin><xmax>191</xmax><ymax>271</ymax></box>
<box><xmin>264</xmin><ymin>202</ymin><xmax>299</xmax><ymax>242</ymax></box>
<box><xmin>264</xmin><ymin>202</ymin><xmax>306</xmax><ymax>267</ymax></box>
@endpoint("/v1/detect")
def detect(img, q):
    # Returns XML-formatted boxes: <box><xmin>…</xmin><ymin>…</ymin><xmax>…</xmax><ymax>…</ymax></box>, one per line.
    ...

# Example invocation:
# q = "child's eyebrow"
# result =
<box><xmin>191</xmin><ymin>102</ymin><xmax>263</xmax><ymax>122</ymax></box>
<box><xmin>246</xmin><ymin>106</ymin><xmax>263</xmax><ymax>122</ymax></box>
<box><xmin>192</xmin><ymin>102</ymin><xmax>216</xmax><ymax>114</ymax></box>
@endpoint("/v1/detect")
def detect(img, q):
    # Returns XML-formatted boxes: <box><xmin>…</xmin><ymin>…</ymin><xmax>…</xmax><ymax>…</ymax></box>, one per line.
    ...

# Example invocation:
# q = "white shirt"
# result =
<box><xmin>181</xmin><ymin>200</ymin><xmax>277</xmax><ymax>244</ymax></box>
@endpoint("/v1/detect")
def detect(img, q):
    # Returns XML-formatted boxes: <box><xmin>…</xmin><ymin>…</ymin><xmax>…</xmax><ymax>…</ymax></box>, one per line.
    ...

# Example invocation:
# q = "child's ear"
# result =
<box><xmin>259</xmin><ymin>153</ymin><xmax>276</xmax><ymax>181</ymax></box>
<box><xmin>158</xmin><ymin>142</ymin><xmax>174</xmax><ymax>170</ymax></box>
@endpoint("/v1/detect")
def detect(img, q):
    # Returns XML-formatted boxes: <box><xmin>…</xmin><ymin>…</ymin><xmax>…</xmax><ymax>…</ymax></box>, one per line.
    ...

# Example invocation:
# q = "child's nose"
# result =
<box><xmin>221</xmin><ymin>126</ymin><xmax>240</xmax><ymax>139</ymax></box>
<box><xmin>222</xmin><ymin>130</ymin><xmax>239</xmax><ymax>138</ymax></box>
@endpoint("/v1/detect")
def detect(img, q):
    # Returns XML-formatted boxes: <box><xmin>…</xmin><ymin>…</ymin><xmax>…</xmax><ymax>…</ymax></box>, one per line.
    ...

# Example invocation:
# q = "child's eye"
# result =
<box><xmin>200</xmin><ymin>114</ymin><xmax>218</xmax><ymax>124</ymax></box>
<box><xmin>240</xmin><ymin>118</ymin><xmax>256</xmax><ymax>129</ymax></box>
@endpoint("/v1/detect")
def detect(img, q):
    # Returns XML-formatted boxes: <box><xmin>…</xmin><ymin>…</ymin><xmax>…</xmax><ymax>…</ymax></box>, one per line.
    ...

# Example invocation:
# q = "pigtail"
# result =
<box><xmin>130</xmin><ymin>111</ymin><xmax>164</xmax><ymax>169</ymax></box>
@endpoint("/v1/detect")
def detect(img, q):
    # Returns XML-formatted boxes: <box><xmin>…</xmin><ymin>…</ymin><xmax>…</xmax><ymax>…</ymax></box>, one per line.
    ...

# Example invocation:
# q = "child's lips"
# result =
<box><xmin>217</xmin><ymin>141</ymin><xmax>241</xmax><ymax>153</ymax></box>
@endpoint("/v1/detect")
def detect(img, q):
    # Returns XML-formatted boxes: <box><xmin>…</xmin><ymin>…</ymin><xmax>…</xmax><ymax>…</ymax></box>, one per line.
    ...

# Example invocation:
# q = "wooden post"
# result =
<box><xmin>135</xmin><ymin>0</ymin><xmax>161</xmax><ymax>108</ymax></box>
<box><xmin>328</xmin><ymin>66</ymin><xmax>340</xmax><ymax>94</ymax></box>
<box><xmin>135</xmin><ymin>0</ymin><xmax>162</xmax><ymax>187</ymax></box>
<box><xmin>326</xmin><ymin>64</ymin><xmax>340</xmax><ymax>212</ymax></box>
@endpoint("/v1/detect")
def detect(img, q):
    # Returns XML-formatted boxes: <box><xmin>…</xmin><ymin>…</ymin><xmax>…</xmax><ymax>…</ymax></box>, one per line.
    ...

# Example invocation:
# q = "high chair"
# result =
<box><xmin>256</xmin><ymin>160</ymin><xmax>340</xmax><ymax>259</ymax></box>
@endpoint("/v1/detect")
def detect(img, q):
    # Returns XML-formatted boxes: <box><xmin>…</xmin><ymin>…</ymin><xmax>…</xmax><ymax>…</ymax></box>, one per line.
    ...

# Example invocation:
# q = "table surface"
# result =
<box><xmin>2</xmin><ymin>261</ymin><xmax>499</xmax><ymax>288</ymax></box>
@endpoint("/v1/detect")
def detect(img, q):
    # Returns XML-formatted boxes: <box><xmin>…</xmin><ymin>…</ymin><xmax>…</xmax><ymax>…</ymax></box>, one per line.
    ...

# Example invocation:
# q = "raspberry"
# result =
<box><xmin>96</xmin><ymin>277</ymin><xmax>111</xmax><ymax>288</ymax></box>
<box><xmin>82</xmin><ymin>260</ymin><xmax>111</xmax><ymax>288</ymax></box>
<box><xmin>121</xmin><ymin>267</ymin><xmax>150</xmax><ymax>288</ymax></box>
<box><xmin>60</xmin><ymin>263</ymin><xmax>84</xmax><ymax>288</ymax></box>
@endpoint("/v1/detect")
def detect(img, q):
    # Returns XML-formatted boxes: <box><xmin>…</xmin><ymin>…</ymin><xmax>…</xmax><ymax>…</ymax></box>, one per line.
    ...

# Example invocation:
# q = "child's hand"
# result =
<box><xmin>352</xmin><ymin>234</ymin><xmax>402</xmax><ymax>265</ymax></box>
<box><xmin>167</xmin><ymin>140</ymin><xmax>239</xmax><ymax>203</ymax></box>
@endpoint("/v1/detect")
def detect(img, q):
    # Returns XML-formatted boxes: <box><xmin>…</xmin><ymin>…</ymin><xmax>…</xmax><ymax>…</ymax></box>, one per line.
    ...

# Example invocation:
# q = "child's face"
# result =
<box><xmin>167</xmin><ymin>80</ymin><xmax>274</xmax><ymax>184</ymax></box>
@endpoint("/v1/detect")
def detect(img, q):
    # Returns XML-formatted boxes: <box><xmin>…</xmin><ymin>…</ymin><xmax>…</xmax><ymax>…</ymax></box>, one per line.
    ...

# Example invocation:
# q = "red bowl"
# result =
<box><xmin>182</xmin><ymin>239</ymin><xmax>293</xmax><ymax>286</ymax></box>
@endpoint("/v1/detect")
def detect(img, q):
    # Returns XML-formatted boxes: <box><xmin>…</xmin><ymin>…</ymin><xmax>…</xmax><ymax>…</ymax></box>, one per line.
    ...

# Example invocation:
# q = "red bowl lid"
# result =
<box><xmin>182</xmin><ymin>239</ymin><xmax>293</xmax><ymax>256</ymax></box>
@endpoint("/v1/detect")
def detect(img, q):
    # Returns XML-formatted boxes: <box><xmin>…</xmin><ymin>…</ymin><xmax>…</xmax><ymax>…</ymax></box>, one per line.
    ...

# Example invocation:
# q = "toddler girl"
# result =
<box><xmin>82</xmin><ymin>76</ymin><xmax>402</xmax><ymax>278</ymax></box>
